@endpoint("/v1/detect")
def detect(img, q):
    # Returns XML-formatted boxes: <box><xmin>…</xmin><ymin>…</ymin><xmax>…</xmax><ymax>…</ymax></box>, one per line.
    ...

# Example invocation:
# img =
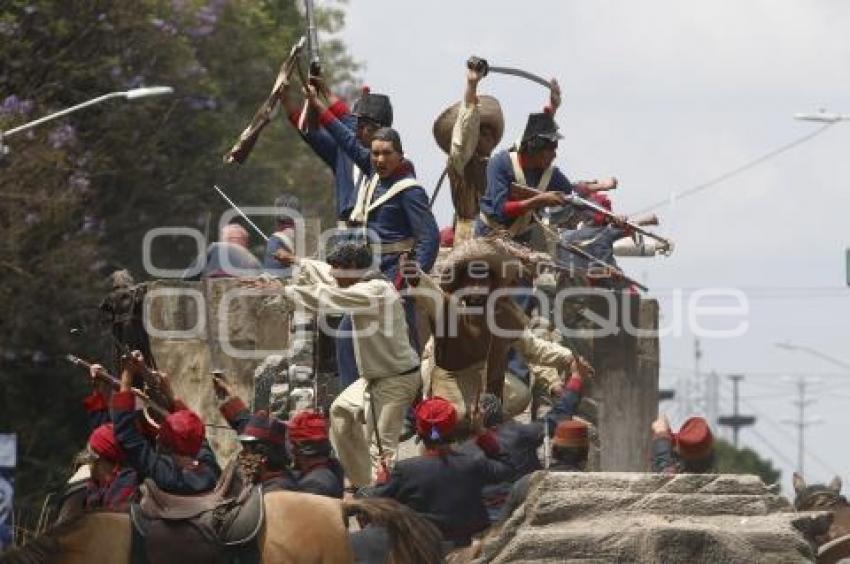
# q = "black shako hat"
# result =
<box><xmin>352</xmin><ymin>87</ymin><xmax>393</xmax><ymax>127</ymax></box>
<box><xmin>521</xmin><ymin>112</ymin><xmax>563</xmax><ymax>144</ymax></box>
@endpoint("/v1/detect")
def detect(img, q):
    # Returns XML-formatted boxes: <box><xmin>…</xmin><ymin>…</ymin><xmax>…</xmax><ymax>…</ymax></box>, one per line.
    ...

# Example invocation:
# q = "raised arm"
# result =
<box><xmin>306</xmin><ymin>85</ymin><xmax>372</xmax><ymax>174</ymax></box>
<box><xmin>448</xmin><ymin>67</ymin><xmax>484</xmax><ymax>174</ymax></box>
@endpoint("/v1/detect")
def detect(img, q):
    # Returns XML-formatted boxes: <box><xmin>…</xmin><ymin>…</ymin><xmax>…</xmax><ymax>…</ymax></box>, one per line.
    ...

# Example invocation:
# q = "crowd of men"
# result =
<box><xmin>62</xmin><ymin>59</ymin><xmax>709</xmax><ymax>557</ymax></box>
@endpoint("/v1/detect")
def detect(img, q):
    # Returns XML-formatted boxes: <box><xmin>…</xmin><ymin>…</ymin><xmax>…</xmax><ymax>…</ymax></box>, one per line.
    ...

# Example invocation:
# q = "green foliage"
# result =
<box><xmin>714</xmin><ymin>438</ymin><xmax>781</xmax><ymax>485</ymax></box>
<box><xmin>0</xmin><ymin>0</ymin><xmax>358</xmax><ymax>520</ymax></box>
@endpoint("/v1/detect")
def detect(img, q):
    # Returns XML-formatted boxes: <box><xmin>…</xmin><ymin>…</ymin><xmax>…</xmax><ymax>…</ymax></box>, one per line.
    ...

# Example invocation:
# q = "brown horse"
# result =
<box><xmin>0</xmin><ymin>491</ymin><xmax>444</xmax><ymax>564</ymax></box>
<box><xmin>792</xmin><ymin>472</ymin><xmax>850</xmax><ymax>563</ymax></box>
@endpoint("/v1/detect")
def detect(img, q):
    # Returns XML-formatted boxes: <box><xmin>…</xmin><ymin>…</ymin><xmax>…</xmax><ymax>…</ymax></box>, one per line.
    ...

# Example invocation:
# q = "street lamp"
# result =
<box><xmin>774</xmin><ymin>341</ymin><xmax>850</xmax><ymax>372</ymax></box>
<box><xmin>0</xmin><ymin>86</ymin><xmax>174</xmax><ymax>155</ymax></box>
<box><xmin>793</xmin><ymin>109</ymin><xmax>850</xmax><ymax>123</ymax></box>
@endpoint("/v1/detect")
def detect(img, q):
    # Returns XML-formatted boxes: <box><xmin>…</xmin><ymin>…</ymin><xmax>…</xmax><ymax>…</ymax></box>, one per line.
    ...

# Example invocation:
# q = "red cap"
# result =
<box><xmin>590</xmin><ymin>192</ymin><xmax>612</xmax><ymax>210</ymax></box>
<box><xmin>590</xmin><ymin>192</ymin><xmax>612</xmax><ymax>225</ymax></box>
<box><xmin>415</xmin><ymin>397</ymin><xmax>457</xmax><ymax>441</ymax></box>
<box><xmin>239</xmin><ymin>410</ymin><xmax>287</xmax><ymax>446</ymax></box>
<box><xmin>158</xmin><ymin>409</ymin><xmax>205</xmax><ymax>457</ymax></box>
<box><xmin>439</xmin><ymin>226</ymin><xmax>455</xmax><ymax>248</ymax></box>
<box><xmin>362</xmin><ymin>85</ymin><xmax>370</xmax><ymax>95</ymax></box>
<box><xmin>674</xmin><ymin>417</ymin><xmax>714</xmax><ymax>461</ymax></box>
<box><xmin>287</xmin><ymin>410</ymin><xmax>329</xmax><ymax>443</ymax></box>
<box><xmin>552</xmin><ymin>419</ymin><xmax>588</xmax><ymax>448</ymax></box>
<box><xmin>89</xmin><ymin>424</ymin><xmax>126</xmax><ymax>463</ymax></box>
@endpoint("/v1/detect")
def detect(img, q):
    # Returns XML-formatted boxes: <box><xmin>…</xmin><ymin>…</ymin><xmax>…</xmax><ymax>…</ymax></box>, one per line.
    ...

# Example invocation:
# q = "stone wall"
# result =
<box><xmin>144</xmin><ymin>278</ymin><xmax>291</xmax><ymax>461</ymax></box>
<box><xmin>476</xmin><ymin>472</ymin><xmax>830</xmax><ymax>563</ymax></box>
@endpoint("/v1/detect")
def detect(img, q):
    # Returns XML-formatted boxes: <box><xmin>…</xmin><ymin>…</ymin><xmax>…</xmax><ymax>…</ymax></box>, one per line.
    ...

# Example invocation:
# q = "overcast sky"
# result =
<box><xmin>332</xmin><ymin>0</ymin><xmax>850</xmax><ymax>490</ymax></box>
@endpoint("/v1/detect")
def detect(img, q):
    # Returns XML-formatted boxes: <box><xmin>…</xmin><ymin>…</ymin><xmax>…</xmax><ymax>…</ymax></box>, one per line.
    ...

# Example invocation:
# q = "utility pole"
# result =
<box><xmin>782</xmin><ymin>377</ymin><xmax>822</xmax><ymax>476</ymax></box>
<box><xmin>682</xmin><ymin>338</ymin><xmax>702</xmax><ymax>416</ymax></box>
<box><xmin>718</xmin><ymin>374</ymin><xmax>756</xmax><ymax>448</ymax></box>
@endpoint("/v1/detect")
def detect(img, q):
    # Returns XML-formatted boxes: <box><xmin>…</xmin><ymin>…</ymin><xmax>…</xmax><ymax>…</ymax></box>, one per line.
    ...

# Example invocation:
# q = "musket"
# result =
<box><xmin>65</xmin><ymin>354</ymin><xmax>170</xmax><ymax>419</ymax></box>
<box><xmin>512</xmin><ymin>182</ymin><xmax>673</xmax><ymax>249</ymax></box>
<box><xmin>532</xmin><ymin>214</ymin><xmax>650</xmax><ymax>292</ymax></box>
<box><xmin>224</xmin><ymin>37</ymin><xmax>306</xmax><ymax>165</ymax></box>
<box><xmin>297</xmin><ymin>0</ymin><xmax>321</xmax><ymax>133</ymax></box>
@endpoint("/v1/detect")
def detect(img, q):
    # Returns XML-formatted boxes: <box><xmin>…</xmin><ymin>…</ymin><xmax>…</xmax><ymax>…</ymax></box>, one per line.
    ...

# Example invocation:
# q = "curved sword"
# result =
<box><xmin>488</xmin><ymin>65</ymin><xmax>552</xmax><ymax>90</ymax></box>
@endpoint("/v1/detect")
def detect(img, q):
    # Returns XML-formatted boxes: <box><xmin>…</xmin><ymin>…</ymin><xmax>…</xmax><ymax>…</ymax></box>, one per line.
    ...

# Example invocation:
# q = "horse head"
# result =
<box><xmin>793</xmin><ymin>472</ymin><xmax>845</xmax><ymax>511</ymax></box>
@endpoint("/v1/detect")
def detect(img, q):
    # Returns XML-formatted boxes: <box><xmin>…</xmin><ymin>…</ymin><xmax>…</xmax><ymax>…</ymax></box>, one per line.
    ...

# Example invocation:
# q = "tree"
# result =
<box><xmin>714</xmin><ymin>438</ymin><xmax>781</xmax><ymax>485</ymax></box>
<box><xmin>0</xmin><ymin>0</ymin><xmax>359</xmax><ymax>521</ymax></box>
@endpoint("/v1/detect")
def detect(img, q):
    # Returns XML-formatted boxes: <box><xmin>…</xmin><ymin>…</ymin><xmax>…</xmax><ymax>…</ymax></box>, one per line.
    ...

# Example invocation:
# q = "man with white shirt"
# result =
<box><xmin>268</xmin><ymin>238</ymin><xmax>421</xmax><ymax>487</ymax></box>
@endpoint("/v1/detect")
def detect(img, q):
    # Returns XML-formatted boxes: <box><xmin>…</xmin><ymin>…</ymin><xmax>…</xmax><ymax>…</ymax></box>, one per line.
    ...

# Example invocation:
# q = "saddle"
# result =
<box><xmin>129</xmin><ymin>462</ymin><xmax>264</xmax><ymax>564</ymax></box>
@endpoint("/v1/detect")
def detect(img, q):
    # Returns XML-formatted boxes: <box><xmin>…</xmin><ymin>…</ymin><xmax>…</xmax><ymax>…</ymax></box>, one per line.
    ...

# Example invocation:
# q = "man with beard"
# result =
<box><xmin>214</xmin><ymin>377</ymin><xmax>298</xmax><ymax>492</ymax></box>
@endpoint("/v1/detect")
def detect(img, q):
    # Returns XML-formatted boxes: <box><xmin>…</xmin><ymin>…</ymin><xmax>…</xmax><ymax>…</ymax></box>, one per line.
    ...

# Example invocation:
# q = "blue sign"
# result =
<box><xmin>0</xmin><ymin>434</ymin><xmax>16</xmax><ymax>552</ymax></box>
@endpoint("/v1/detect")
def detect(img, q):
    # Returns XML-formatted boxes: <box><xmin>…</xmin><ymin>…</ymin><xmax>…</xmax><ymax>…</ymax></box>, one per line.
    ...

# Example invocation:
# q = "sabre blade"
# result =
<box><xmin>488</xmin><ymin>65</ymin><xmax>551</xmax><ymax>89</ymax></box>
<box><xmin>212</xmin><ymin>184</ymin><xmax>270</xmax><ymax>242</ymax></box>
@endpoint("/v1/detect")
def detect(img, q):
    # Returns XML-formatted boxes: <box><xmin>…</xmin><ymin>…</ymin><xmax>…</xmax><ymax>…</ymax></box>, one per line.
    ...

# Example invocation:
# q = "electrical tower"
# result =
<box><xmin>718</xmin><ymin>374</ymin><xmax>756</xmax><ymax>448</ymax></box>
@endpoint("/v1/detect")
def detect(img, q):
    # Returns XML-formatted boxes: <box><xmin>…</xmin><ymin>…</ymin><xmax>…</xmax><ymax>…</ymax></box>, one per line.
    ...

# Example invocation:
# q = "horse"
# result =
<box><xmin>0</xmin><ymin>491</ymin><xmax>444</xmax><ymax>564</ymax></box>
<box><xmin>792</xmin><ymin>472</ymin><xmax>850</xmax><ymax>564</ymax></box>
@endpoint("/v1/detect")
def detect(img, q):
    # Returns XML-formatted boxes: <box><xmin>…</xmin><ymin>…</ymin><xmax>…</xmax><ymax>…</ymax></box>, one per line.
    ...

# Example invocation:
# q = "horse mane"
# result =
<box><xmin>342</xmin><ymin>497</ymin><xmax>444</xmax><ymax>564</ymax></box>
<box><xmin>794</xmin><ymin>484</ymin><xmax>848</xmax><ymax>511</ymax></box>
<box><xmin>0</xmin><ymin>513</ymin><xmax>88</xmax><ymax>564</ymax></box>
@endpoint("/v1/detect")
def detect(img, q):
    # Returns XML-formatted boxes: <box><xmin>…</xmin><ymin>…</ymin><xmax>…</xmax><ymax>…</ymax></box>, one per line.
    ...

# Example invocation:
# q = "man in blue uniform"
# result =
<box><xmin>287</xmin><ymin>410</ymin><xmax>345</xmax><ymax>498</ymax></box>
<box><xmin>304</xmin><ymin>87</ymin><xmax>440</xmax><ymax>282</ymax></box>
<box><xmin>281</xmin><ymin>81</ymin><xmax>393</xmax><ymax>222</ymax></box>
<box><xmin>263</xmin><ymin>193</ymin><xmax>300</xmax><ymax>278</ymax></box>
<box><xmin>365</xmin><ymin>397</ymin><xmax>513</xmax><ymax>549</ymax></box>
<box><xmin>111</xmin><ymin>352</ymin><xmax>220</xmax><ymax>495</ymax></box>
<box><xmin>476</xmin><ymin>111</ymin><xmax>574</xmax><ymax>241</ymax></box>
<box><xmin>468</xmin><ymin>355</ymin><xmax>592</xmax><ymax>521</ymax></box>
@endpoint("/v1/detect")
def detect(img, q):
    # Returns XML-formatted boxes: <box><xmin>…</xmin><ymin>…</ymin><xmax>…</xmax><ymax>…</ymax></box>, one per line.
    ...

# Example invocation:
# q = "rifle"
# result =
<box><xmin>65</xmin><ymin>354</ymin><xmax>170</xmax><ymax>419</ymax></box>
<box><xmin>224</xmin><ymin>37</ymin><xmax>305</xmax><ymax>165</ymax></box>
<box><xmin>532</xmin><ymin>214</ymin><xmax>650</xmax><ymax>292</ymax></box>
<box><xmin>296</xmin><ymin>0</ymin><xmax>321</xmax><ymax>133</ymax></box>
<box><xmin>511</xmin><ymin>182</ymin><xmax>673</xmax><ymax>249</ymax></box>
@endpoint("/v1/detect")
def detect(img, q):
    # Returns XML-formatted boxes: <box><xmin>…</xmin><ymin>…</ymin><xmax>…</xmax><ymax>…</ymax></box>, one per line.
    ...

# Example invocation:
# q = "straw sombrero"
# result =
<box><xmin>432</xmin><ymin>95</ymin><xmax>505</xmax><ymax>155</ymax></box>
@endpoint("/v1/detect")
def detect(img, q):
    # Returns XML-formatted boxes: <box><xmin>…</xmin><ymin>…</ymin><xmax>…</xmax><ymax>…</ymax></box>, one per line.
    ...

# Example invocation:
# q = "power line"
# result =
<box><xmin>742</xmin><ymin>396</ymin><xmax>842</xmax><ymax>479</ymax></box>
<box><xmin>747</xmin><ymin>428</ymin><xmax>798</xmax><ymax>469</ymax></box>
<box><xmin>631</xmin><ymin>122</ymin><xmax>837</xmax><ymax>214</ymax></box>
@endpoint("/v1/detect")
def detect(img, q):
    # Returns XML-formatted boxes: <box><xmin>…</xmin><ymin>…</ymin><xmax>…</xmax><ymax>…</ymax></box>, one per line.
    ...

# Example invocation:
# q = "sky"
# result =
<box><xmin>331</xmin><ymin>0</ymin><xmax>850</xmax><ymax>491</ymax></box>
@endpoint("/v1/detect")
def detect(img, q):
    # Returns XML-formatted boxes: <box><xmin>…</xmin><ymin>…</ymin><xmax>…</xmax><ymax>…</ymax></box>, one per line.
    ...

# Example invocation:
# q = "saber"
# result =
<box><xmin>467</xmin><ymin>56</ymin><xmax>551</xmax><ymax>90</ymax></box>
<box><xmin>213</xmin><ymin>184</ymin><xmax>269</xmax><ymax>242</ymax></box>
<box><xmin>489</xmin><ymin>65</ymin><xmax>551</xmax><ymax>89</ymax></box>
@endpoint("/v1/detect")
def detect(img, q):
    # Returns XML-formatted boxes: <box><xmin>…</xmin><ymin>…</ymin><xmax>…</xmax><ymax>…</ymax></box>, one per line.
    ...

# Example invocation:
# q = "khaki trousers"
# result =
<box><xmin>430</xmin><ymin>362</ymin><xmax>532</xmax><ymax>421</ymax></box>
<box><xmin>329</xmin><ymin>372</ymin><xmax>420</xmax><ymax>487</ymax></box>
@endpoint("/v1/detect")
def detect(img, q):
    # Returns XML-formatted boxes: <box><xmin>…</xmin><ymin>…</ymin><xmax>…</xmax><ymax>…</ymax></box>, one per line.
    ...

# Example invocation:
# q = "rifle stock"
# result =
<box><xmin>224</xmin><ymin>37</ymin><xmax>304</xmax><ymax>165</ymax></box>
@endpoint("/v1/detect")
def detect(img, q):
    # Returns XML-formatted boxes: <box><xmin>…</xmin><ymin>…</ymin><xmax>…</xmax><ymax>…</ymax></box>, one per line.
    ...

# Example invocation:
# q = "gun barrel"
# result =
<box><xmin>567</xmin><ymin>194</ymin><xmax>671</xmax><ymax>246</ymax></box>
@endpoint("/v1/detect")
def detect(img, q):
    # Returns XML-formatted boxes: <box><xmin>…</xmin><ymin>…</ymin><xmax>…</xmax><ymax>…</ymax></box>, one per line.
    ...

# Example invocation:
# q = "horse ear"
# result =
<box><xmin>793</xmin><ymin>472</ymin><xmax>806</xmax><ymax>494</ymax></box>
<box><xmin>828</xmin><ymin>476</ymin><xmax>842</xmax><ymax>494</ymax></box>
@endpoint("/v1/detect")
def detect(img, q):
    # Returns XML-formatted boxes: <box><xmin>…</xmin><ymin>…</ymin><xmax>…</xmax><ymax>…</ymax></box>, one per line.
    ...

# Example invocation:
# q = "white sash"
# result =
<box><xmin>349</xmin><ymin>174</ymin><xmax>418</xmax><ymax>225</ymax></box>
<box><xmin>506</xmin><ymin>152</ymin><xmax>555</xmax><ymax>236</ymax></box>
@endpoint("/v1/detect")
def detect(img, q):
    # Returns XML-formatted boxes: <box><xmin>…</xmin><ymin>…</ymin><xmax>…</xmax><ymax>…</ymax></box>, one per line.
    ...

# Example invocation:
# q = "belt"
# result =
<box><xmin>370</xmin><ymin>237</ymin><xmax>415</xmax><ymax>255</ymax></box>
<box><xmin>478</xmin><ymin>212</ymin><xmax>533</xmax><ymax>238</ymax></box>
